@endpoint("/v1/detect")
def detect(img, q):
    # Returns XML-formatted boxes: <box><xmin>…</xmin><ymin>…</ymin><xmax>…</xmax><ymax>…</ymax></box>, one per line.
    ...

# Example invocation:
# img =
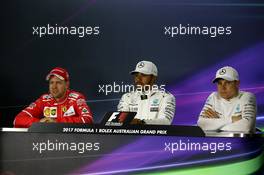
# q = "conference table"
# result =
<box><xmin>1</xmin><ymin>123</ymin><xmax>263</xmax><ymax>175</ymax></box>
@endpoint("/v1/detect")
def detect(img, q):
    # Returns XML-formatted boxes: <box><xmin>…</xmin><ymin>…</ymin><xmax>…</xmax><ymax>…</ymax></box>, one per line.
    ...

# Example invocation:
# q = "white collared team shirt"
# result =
<box><xmin>118</xmin><ymin>90</ymin><xmax>176</xmax><ymax>125</ymax></box>
<box><xmin>197</xmin><ymin>91</ymin><xmax>256</xmax><ymax>133</ymax></box>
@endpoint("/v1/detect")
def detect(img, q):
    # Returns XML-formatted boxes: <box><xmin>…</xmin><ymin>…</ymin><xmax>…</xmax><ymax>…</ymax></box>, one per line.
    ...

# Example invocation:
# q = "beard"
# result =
<box><xmin>50</xmin><ymin>89</ymin><xmax>66</xmax><ymax>99</ymax></box>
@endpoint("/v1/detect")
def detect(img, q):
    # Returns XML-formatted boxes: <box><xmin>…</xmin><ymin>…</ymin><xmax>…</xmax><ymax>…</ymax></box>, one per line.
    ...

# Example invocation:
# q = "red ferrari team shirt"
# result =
<box><xmin>14</xmin><ymin>90</ymin><xmax>93</xmax><ymax>128</ymax></box>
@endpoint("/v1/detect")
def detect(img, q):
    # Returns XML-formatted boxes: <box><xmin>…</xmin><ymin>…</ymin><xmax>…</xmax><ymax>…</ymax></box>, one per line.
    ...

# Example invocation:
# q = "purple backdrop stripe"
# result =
<box><xmin>168</xmin><ymin>42</ymin><xmax>264</xmax><ymax>124</ymax></box>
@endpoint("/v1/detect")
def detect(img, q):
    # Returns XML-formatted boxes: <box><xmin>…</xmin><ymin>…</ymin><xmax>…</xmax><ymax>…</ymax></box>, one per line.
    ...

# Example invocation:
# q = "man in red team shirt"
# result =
<box><xmin>13</xmin><ymin>67</ymin><xmax>93</xmax><ymax>128</ymax></box>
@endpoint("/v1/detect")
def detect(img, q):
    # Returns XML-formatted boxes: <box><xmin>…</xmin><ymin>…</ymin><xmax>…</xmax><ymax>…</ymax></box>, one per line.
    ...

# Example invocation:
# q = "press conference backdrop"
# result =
<box><xmin>1</xmin><ymin>1</ymin><xmax>264</xmax><ymax>175</ymax></box>
<box><xmin>1</xmin><ymin>0</ymin><xmax>264</xmax><ymax>130</ymax></box>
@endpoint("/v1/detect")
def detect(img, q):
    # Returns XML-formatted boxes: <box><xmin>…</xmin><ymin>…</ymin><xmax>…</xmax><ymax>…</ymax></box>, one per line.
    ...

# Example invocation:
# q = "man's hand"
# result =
<box><xmin>232</xmin><ymin>115</ymin><xmax>242</xmax><ymax>123</ymax></box>
<box><xmin>202</xmin><ymin>108</ymin><xmax>220</xmax><ymax>119</ymax></box>
<box><xmin>39</xmin><ymin>117</ymin><xmax>56</xmax><ymax>123</ymax></box>
<box><xmin>130</xmin><ymin>119</ymin><xmax>145</xmax><ymax>125</ymax></box>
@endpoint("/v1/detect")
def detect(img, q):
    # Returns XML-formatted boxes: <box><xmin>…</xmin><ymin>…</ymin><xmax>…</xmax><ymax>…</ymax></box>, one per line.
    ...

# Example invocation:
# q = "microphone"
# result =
<box><xmin>141</xmin><ymin>95</ymin><xmax>148</xmax><ymax>100</ymax></box>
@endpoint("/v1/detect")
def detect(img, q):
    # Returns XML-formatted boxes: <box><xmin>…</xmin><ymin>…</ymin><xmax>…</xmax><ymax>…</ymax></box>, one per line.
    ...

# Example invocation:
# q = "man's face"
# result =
<box><xmin>134</xmin><ymin>73</ymin><xmax>156</xmax><ymax>90</ymax></box>
<box><xmin>217</xmin><ymin>79</ymin><xmax>239</xmax><ymax>100</ymax></box>
<box><xmin>49</xmin><ymin>76</ymin><xmax>68</xmax><ymax>100</ymax></box>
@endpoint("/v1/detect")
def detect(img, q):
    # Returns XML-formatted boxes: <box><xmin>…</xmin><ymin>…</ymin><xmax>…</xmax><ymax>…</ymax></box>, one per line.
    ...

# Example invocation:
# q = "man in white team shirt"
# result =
<box><xmin>117</xmin><ymin>61</ymin><xmax>176</xmax><ymax>125</ymax></box>
<box><xmin>197</xmin><ymin>66</ymin><xmax>257</xmax><ymax>133</ymax></box>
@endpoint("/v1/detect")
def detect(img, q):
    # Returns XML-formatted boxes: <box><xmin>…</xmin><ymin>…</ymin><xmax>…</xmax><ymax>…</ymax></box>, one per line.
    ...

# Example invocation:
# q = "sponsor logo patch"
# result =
<box><xmin>69</xmin><ymin>93</ymin><xmax>79</xmax><ymax>99</ymax></box>
<box><xmin>81</xmin><ymin>108</ymin><xmax>89</xmax><ymax>114</ymax></box>
<box><xmin>150</xmin><ymin>107</ymin><xmax>159</xmax><ymax>112</ymax></box>
<box><xmin>44</xmin><ymin>107</ymin><xmax>50</xmax><ymax>117</ymax></box>
<box><xmin>77</xmin><ymin>98</ymin><xmax>86</xmax><ymax>106</ymax></box>
<box><xmin>63</xmin><ymin>106</ymin><xmax>76</xmax><ymax>117</ymax></box>
<box><xmin>49</xmin><ymin>107</ymin><xmax>57</xmax><ymax>118</ymax></box>
<box><xmin>43</xmin><ymin>94</ymin><xmax>52</xmax><ymax>100</ymax></box>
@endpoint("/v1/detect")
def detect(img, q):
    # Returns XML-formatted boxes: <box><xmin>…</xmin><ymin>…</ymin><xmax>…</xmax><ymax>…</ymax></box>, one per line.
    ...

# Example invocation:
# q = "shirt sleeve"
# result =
<box><xmin>117</xmin><ymin>94</ymin><xmax>130</xmax><ymax>112</ymax></box>
<box><xmin>220</xmin><ymin>93</ymin><xmax>257</xmax><ymax>133</ymax></box>
<box><xmin>56</xmin><ymin>94</ymin><xmax>93</xmax><ymax>124</ymax></box>
<box><xmin>197</xmin><ymin>93</ymin><xmax>228</xmax><ymax>131</ymax></box>
<box><xmin>13</xmin><ymin>97</ymin><xmax>43</xmax><ymax>128</ymax></box>
<box><xmin>144</xmin><ymin>93</ymin><xmax>176</xmax><ymax>125</ymax></box>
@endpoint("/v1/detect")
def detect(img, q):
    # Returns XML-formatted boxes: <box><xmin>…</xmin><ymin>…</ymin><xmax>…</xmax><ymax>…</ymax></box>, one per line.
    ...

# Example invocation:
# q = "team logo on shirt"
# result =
<box><xmin>151</xmin><ymin>99</ymin><xmax>159</xmax><ymax>106</ymax></box>
<box><xmin>150</xmin><ymin>99</ymin><xmax>159</xmax><ymax>111</ymax></box>
<box><xmin>62</xmin><ymin>106</ymin><xmax>67</xmax><ymax>113</ymax></box>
